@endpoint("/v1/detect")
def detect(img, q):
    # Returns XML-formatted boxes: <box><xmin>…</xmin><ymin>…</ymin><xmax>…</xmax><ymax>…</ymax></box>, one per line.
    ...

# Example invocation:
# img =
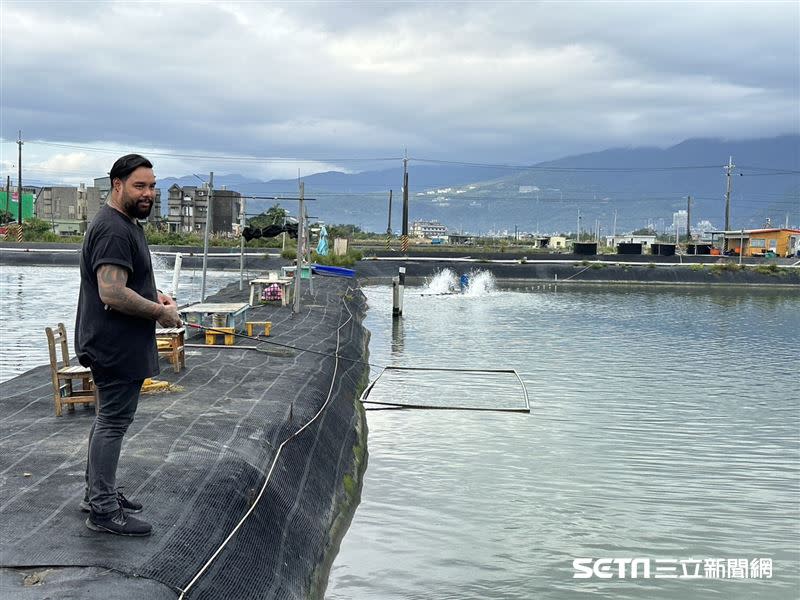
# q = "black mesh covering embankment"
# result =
<box><xmin>0</xmin><ymin>275</ymin><xmax>369</xmax><ymax>599</ymax></box>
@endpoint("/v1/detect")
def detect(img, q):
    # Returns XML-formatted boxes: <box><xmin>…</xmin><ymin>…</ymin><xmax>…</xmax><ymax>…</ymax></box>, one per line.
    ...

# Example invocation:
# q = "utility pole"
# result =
<box><xmin>724</xmin><ymin>156</ymin><xmax>735</xmax><ymax>231</ymax></box>
<box><xmin>293</xmin><ymin>181</ymin><xmax>305</xmax><ymax>314</ymax></box>
<box><xmin>239</xmin><ymin>196</ymin><xmax>246</xmax><ymax>291</ymax></box>
<box><xmin>401</xmin><ymin>154</ymin><xmax>409</xmax><ymax>254</ymax></box>
<box><xmin>386</xmin><ymin>189</ymin><xmax>392</xmax><ymax>250</ymax></box>
<box><xmin>686</xmin><ymin>196</ymin><xmax>691</xmax><ymax>245</ymax></box>
<box><xmin>17</xmin><ymin>131</ymin><xmax>23</xmax><ymax>226</ymax></box>
<box><xmin>200</xmin><ymin>171</ymin><xmax>213</xmax><ymax>302</ymax></box>
<box><xmin>4</xmin><ymin>175</ymin><xmax>9</xmax><ymax>217</ymax></box>
<box><xmin>576</xmin><ymin>209</ymin><xmax>581</xmax><ymax>242</ymax></box>
<box><xmin>612</xmin><ymin>208</ymin><xmax>617</xmax><ymax>239</ymax></box>
<box><xmin>739</xmin><ymin>229</ymin><xmax>744</xmax><ymax>265</ymax></box>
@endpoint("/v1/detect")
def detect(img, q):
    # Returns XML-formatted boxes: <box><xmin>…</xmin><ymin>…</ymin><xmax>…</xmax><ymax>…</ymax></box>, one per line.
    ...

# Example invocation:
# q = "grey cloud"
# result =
<box><xmin>2</xmin><ymin>0</ymin><xmax>797</xmax><ymax>176</ymax></box>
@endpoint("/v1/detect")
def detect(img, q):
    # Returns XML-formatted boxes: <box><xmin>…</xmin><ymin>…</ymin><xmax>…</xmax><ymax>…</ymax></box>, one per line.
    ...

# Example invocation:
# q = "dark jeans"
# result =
<box><xmin>84</xmin><ymin>378</ymin><xmax>144</xmax><ymax>514</ymax></box>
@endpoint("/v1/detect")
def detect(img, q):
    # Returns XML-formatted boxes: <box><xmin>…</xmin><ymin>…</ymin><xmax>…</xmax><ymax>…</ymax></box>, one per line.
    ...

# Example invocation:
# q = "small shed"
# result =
<box><xmin>650</xmin><ymin>243</ymin><xmax>676</xmax><ymax>256</ymax></box>
<box><xmin>686</xmin><ymin>243</ymin><xmax>712</xmax><ymax>255</ymax></box>
<box><xmin>573</xmin><ymin>242</ymin><xmax>598</xmax><ymax>255</ymax></box>
<box><xmin>616</xmin><ymin>242</ymin><xmax>643</xmax><ymax>255</ymax></box>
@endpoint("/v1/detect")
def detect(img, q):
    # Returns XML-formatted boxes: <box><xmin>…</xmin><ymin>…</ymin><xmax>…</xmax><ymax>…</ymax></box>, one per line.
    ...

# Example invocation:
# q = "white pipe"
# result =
<box><xmin>171</xmin><ymin>252</ymin><xmax>182</xmax><ymax>301</ymax></box>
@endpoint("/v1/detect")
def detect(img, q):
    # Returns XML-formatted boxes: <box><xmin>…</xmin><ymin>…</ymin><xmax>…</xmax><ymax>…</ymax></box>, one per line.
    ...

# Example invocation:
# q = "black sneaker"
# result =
<box><xmin>80</xmin><ymin>488</ymin><xmax>143</xmax><ymax>514</ymax></box>
<box><xmin>85</xmin><ymin>507</ymin><xmax>152</xmax><ymax>537</ymax></box>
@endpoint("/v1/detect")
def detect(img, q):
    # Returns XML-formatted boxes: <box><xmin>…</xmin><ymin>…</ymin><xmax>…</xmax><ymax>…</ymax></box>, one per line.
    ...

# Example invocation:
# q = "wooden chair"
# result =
<box><xmin>156</xmin><ymin>327</ymin><xmax>186</xmax><ymax>373</ymax></box>
<box><xmin>45</xmin><ymin>323</ymin><xmax>95</xmax><ymax>416</ymax></box>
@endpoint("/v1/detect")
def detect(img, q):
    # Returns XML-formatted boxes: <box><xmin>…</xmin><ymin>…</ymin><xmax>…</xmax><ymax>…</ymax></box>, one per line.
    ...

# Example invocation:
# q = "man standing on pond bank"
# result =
<box><xmin>76</xmin><ymin>154</ymin><xmax>182</xmax><ymax>537</ymax></box>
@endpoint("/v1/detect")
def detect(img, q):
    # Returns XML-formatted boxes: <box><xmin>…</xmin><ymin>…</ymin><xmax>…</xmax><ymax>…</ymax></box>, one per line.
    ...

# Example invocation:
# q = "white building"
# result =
<box><xmin>411</xmin><ymin>220</ymin><xmax>447</xmax><ymax>238</ymax></box>
<box><xmin>605</xmin><ymin>234</ymin><xmax>657</xmax><ymax>248</ymax></box>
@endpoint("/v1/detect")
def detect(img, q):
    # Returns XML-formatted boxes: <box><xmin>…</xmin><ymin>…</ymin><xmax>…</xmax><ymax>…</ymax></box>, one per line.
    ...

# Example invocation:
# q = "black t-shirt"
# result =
<box><xmin>75</xmin><ymin>204</ymin><xmax>159</xmax><ymax>383</ymax></box>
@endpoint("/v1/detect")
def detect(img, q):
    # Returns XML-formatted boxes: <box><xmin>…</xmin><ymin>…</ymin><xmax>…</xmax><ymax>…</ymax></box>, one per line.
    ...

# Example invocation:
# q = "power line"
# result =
<box><xmin>28</xmin><ymin>141</ymin><xmax>403</xmax><ymax>164</ymax></box>
<box><xmin>12</xmin><ymin>141</ymin><xmax>799</xmax><ymax>174</ymax></box>
<box><xmin>5</xmin><ymin>165</ymin><xmax>798</xmax><ymax>203</ymax></box>
<box><xmin>739</xmin><ymin>171</ymin><xmax>800</xmax><ymax>177</ymax></box>
<box><xmin>411</xmin><ymin>157</ymin><xmax>725</xmax><ymax>172</ymax></box>
<box><xmin>738</xmin><ymin>165</ymin><xmax>800</xmax><ymax>173</ymax></box>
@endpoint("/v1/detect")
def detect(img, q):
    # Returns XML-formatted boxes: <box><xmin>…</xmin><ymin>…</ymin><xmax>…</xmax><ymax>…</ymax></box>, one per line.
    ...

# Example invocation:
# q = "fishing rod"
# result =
<box><xmin>184</xmin><ymin>322</ymin><xmax>385</xmax><ymax>369</ymax></box>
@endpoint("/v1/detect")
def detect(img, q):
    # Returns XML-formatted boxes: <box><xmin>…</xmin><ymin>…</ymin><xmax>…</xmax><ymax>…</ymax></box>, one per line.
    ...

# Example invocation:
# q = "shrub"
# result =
<box><xmin>144</xmin><ymin>227</ymin><xmax>204</xmax><ymax>246</ymax></box>
<box><xmin>312</xmin><ymin>250</ymin><xmax>362</xmax><ymax>267</ymax></box>
<box><xmin>754</xmin><ymin>264</ymin><xmax>779</xmax><ymax>275</ymax></box>
<box><xmin>690</xmin><ymin>264</ymin><xmax>705</xmax><ymax>272</ymax></box>
<box><xmin>21</xmin><ymin>218</ymin><xmax>53</xmax><ymax>240</ymax></box>
<box><xmin>27</xmin><ymin>231</ymin><xmax>60</xmax><ymax>242</ymax></box>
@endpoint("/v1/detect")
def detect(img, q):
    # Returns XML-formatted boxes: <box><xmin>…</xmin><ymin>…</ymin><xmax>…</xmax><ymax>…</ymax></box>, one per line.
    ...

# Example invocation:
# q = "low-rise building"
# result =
<box><xmin>713</xmin><ymin>228</ymin><xmax>800</xmax><ymax>257</ymax></box>
<box><xmin>411</xmin><ymin>220</ymin><xmax>447</xmax><ymax>238</ymax></box>
<box><xmin>605</xmin><ymin>234</ymin><xmax>657</xmax><ymax>248</ymax></box>
<box><xmin>166</xmin><ymin>184</ymin><xmax>196</xmax><ymax>233</ymax></box>
<box><xmin>448</xmin><ymin>234</ymin><xmax>475</xmax><ymax>245</ymax></box>
<box><xmin>531</xmin><ymin>236</ymin><xmax>568</xmax><ymax>250</ymax></box>
<box><xmin>165</xmin><ymin>184</ymin><xmax>241</xmax><ymax>235</ymax></box>
<box><xmin>35</xmin><ymin>186</ymin><xmax>86</xmax><ymax>234</ymax></box>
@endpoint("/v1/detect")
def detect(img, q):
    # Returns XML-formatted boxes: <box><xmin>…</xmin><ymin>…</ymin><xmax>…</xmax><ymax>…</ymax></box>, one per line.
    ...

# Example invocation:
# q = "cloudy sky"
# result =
<box><xmin>1</xmin><ymin>0</ymin><xmax>798</xmax><ymax>185</ymax></box>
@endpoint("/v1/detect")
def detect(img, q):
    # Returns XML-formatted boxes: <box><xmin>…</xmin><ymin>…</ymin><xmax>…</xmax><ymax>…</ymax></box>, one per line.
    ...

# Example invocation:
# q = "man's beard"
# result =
<box><xmin>123</xmin><ymin>194</ymin><xmax>153</xmax><ymax>219</ymax></box>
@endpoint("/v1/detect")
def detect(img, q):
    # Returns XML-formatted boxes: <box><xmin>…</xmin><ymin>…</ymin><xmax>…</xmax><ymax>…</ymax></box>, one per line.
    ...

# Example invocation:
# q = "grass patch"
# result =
<box><xmin>342</xmin><ymin>473</ymin><xmax>357</xmax><ymax>498</ymax></box>
<box><xmin>342</xmin><ymin>418</ymin><xmax>367</xmax><ymax>500</ymax></box>
<box><xmin>710</xmin><ymin>262</ymin><xmax>738</xmax><ymax>274</ymax></box>
<box><xmin>754</xmin><ymin>264</ymin><xmax>779</xmax><ymax>275</ymax></box>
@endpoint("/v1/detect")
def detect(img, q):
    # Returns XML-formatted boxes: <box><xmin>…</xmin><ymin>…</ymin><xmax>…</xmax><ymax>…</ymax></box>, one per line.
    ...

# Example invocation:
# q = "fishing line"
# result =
<box><xmin>184</xmin><ymin>324</ymin><xmax>530</xmax><ymax>413</ymax></box>
<box><xmin>360</xmin><ymin>366</ymin><xmax>531</xmax><ymax>413</ymax></box>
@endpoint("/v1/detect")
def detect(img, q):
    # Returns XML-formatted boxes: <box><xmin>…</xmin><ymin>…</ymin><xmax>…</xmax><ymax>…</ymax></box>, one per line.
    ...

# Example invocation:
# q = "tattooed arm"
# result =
<box><xmin>97</xmin><ymin>264</ymin><xmax>181</xmax><ymax>326</ymax></box>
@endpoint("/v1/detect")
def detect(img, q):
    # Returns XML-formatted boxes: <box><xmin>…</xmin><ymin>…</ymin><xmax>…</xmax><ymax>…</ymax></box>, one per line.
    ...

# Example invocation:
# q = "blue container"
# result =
<box><xmin>312</xmin><ymin>264</ymin><xmax>356</xmax><ymax>278</ymax></box>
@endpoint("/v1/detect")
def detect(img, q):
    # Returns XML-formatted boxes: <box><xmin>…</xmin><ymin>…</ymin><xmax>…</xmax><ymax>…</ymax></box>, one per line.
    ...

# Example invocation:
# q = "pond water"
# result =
<box><xmin>327</xmin><ymin>271</ymin><xmax>799</xmax><ymax>600</ymax></box>
<box><xmin>1</xmin><ymin>265</ymin><xmax>797</xmax><ymax>599</ymax></box>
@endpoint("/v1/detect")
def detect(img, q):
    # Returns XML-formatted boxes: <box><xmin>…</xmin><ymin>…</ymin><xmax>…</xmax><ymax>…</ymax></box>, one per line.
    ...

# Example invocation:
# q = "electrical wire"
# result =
<box><xmin>11</xmin><ymin>140</ymin><xmax>799</xmax><ymax>174</ymax></box>
<box><xmin>411</xmin><ymin>157</ymin><xmax>725</xmax><ymax>172</ymax></box>
<box><xmin>28</xmin><ymin>141</ymin><xmax>404</xmax><ymax>164</ymax></box>
<box><xmin>176</xmin><ymin>286</ymin><xmax>360</xmax><ymax>599</ymax></box>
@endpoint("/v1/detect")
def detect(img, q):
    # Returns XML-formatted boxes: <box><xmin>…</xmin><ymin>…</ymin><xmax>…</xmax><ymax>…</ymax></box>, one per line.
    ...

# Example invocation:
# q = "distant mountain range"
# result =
<box><xmin>155</xmin><ymin>134</ymin><xmax>797</xmax><ymax>234</ymax></box>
